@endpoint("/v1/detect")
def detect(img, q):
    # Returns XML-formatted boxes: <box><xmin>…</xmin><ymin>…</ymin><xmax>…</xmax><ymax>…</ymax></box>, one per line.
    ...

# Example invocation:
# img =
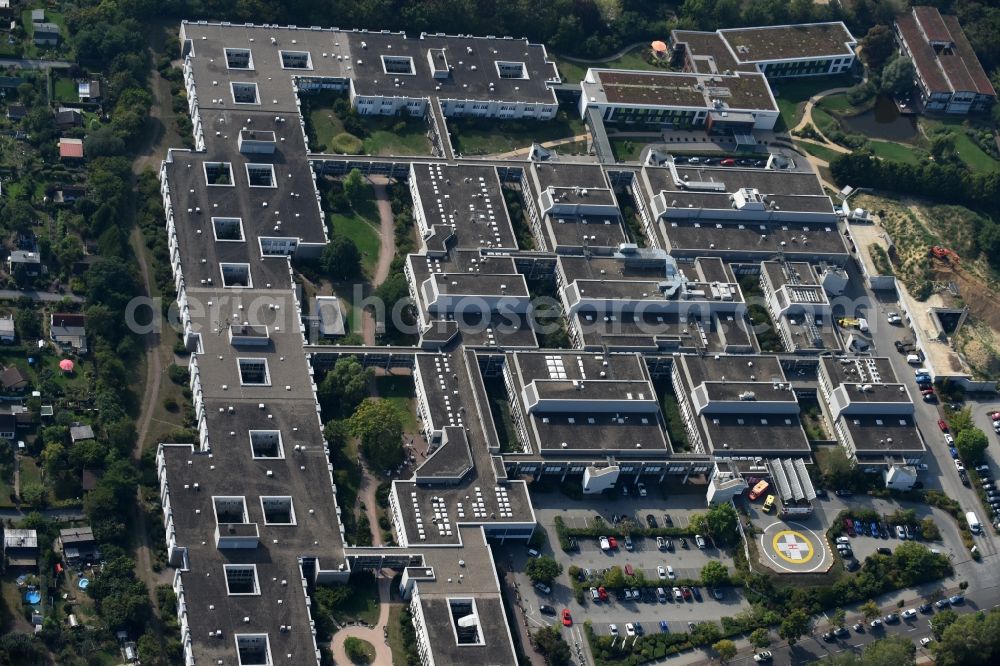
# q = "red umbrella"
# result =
<box><xmin>59</xmin><ymin>359</ymin><xmax>75</xmax><ymax>372</ymax></box>
<box><xmin>651</xmin><ymin>40</ymin><xmax>668</xmax><ymax>53</ymax></box>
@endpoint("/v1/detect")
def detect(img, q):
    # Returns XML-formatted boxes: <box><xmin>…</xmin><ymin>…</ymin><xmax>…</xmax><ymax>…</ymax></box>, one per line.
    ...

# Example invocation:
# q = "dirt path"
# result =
<box><xmin>792</xmin><ymin>86</ymin><xmax>854</xmax><ymax>135</ymax></box>
<box><xmin>330</xmin><ymin>577</ymin><xmax>393</xmax><ymax>665</ymax></box>
<box><xmin>489</xmin><ymin>133</ymin><xmax>590</xmax><ymax>160</ymax></box>
<box><xmin>358</xmin><ymin>473</ymin><xmax>384</xmax><ymax>546</ymax></box>
<box><xmin>361</xmin><ymin>177</ymin><xmax>396</xmax><ymax>345</ymax></box>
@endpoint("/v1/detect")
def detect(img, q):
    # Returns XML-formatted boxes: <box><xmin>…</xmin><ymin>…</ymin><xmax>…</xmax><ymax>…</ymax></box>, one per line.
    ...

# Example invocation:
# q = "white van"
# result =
<box><xmin>906</xmin><ymin>354</ymin><xmax>921</xmax><ymax>364</ymax></box>
<box><xmin>858</xmin><ymin>318</ymin><xmax>869</xmax><ymax>333</ymax></box>
<box><xmin>967</xmin><ymin>511</ymin><xmax>982</xmax><ymax>534</ymax></box>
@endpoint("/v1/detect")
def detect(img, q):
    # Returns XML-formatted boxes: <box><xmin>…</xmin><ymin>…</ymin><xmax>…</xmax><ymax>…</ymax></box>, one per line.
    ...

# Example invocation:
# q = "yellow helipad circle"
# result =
<box><xmin>771</xmin><ymin>529</ymin><xmax>814</xmax><ymax>564</ymax></box>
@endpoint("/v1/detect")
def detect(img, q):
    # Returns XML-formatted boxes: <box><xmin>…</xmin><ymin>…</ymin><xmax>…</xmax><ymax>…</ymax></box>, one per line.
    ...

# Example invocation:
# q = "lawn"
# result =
<box><xmin>869</xmin><ymin>140</ymin><xmax>922</xmax><ymax>165</ymax></box>
<box><xmin>374</xmin><ymin>375</ymin><xmax>418</xmax><ymax>432</ymax></box>
<box><xmin>770</xmin><ymin>74</ymin><xmax>856</xmax><ymax>130</ymax></box>
<box><xmin>386</xmin><ymin>606</ymin><xmax>409</xmax><ymax>665</ymax></box>
<box><xmin>554</xmin><ymin>47</ymin><xmax>668</xmax><ymax>84</ymax></box>
<box><xmin>307</xmin><ymin>100</ymin><xmax>431</xmax><ymax>156</ymax></box>
<box><xmin>54</xmin><ymin>76</ymin><xmax>78</xmax><ymax>103</ymax></box>
<box><xmin>0</xmin><ymin>466</ymin><xmax>13</xmax><ymax>508</ymax></box>
<box><xmin>609</xmin><ymin>137</ymin><xmax>644</xmax><ymax>162</ymax></box>
<box><xmin>798</xmin><ymin>141</ymin><xmax>843</xmax><ymax>163</ymax></box>
<box><xmin>331</xmin><ymin>574</ymin><xmax>380</xmax><ymax>625</ymax></box>
<box><xmin>329</xmin><ymin>213</ymin><xmax>381</xmax><ymax>278</ymax></box>
<box><xmin>449</xmin><ymin>110</ymin><xmax>586</xmax><ymax>156</ymax></box>
<box><xmin>816</xmin><ymin>93</ymin><xmax>852</xmax><ymax>113</ymax></box>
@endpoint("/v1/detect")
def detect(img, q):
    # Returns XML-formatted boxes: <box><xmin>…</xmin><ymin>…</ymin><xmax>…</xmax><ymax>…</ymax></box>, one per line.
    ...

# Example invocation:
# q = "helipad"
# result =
<box><xmin>758</xmin><ymin>521</ymin><xmax>830</xmax><ymax>573</ymax></box>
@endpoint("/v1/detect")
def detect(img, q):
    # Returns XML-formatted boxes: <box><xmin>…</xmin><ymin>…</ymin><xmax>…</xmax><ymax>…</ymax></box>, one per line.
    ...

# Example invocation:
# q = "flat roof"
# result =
<box><xmin>678</xmin><ymin>353</ymin><xmax>787</xmax><ymax>388</ymax></box>
<box><xmin>411</xmin><ymin>163</ymin><xmax>518</xmax><ymax>250</ymax></box>
<box><xmin>840</xmin><ymin>414</ymin><xmax>925</xmax><ymax>452</ymax></box>
<box><xmin>702</xmin><ymin>412</ymin><xmax>810</xmax><ymax>453</ymax></box>
<box><xmin>179</xmin><ymin>22</ymin><xmax>559</xmax><ymax>113</ymax></box>
<box><xmin>663</xmin><ymin>221</ymin><xmax>848</xmax><ymax>258</ymax></box>
<box><xmin>644</xmin><ymin>163</ymin><xmax>831</xmax><ymax>199</ymax></box>
<box><xmin>583</xmin><ymin>69</ymin><xmax>776</xmax><ymax>112</ymax></box>
<box><xmin>671</xmin><ymin>30</ymin><xmax>747</xmax><ymax>75</ymax></box>
<box><xmin>545</xmin><ymin>215</ymin><xmax>628</xmax><ymax>250</ymax></box>
<box><xmin>718</xmin><ymin>22</ymin><xmax>856</xmax><ymax>62</ymax></box>
<box><xmin>572</xmin><ymin>309</ymin><xmax>754</xmax><ymax>353</ymax></box>
<box><xmin>821</xmin><ymin>356</ymin><xmax>902</xmax><ymax>387</ymax></box>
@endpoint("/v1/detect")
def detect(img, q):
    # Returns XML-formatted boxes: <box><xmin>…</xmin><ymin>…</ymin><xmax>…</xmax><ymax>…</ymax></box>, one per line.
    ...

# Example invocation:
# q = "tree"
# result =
<box><xmin>14</xmin><ymin>308</ymin><xmax>41</xmax><ymax>339</ymax></box>
<box><xmin>955</xmin><ymin>428</ymin><xmax>988</xmax><ymax>465</ymax></box>
<box><xmin>860</xmin><ymin>24</ymin><xmax>895</xmax><ymax>69</ymax></box>
<box><xmin>749</xmin><ymin>628</ymin><xmax>771</xmax><ymax>651</ymax></box>
<box><xmin>881</xmin><ymin>55</ymin><xmax>916</xmax><ymax>95</ymax></box>
<box><xmin>20</xmin><ymin>482</ymin><xmax>47</xmax><ymax>508</ymax></box>
<box><xmin>701</xmin><ymin>561</ymin><xmax>730</xmax><ymax>588</ymax></box>
<box><xmin>920</xmin><ymin>517</ymin><xmax>941</xmax><ymax>541</ymax></box>
<box><xmin>948</xmin><ymin>408</ymin><xmax>973</xmax><ymax>435</ymax></box>
<box><xmin>321</xmin><ymin>237</ymin><xmax>362</xmax><ymax>280</ymax></box>
<box><xmin>602</xmin><ymin>565</ymin><xmax>625</xmax><ymax>589</ymax></box>
<box><xmin>348</xmin><ymin>398</ymin><xmax>405</xmax><ymax>471</ymax></box>
<box><xmin>933</xmin><ymin>608</ymin><xmax>1000</xmax><ymax>666</ymax></box>
<box><xmin>713</xmin><ymin>639</ymin><xmax>737</xmax><ymax>664</ymax></box>
<box><xmin>778</xmin><ymin>608</ymin><xmax>811</xmax><ymax>646</ymax></box>
<box><xmin>525</xmin><ymin>556</ymin><xmax>562</xmax><ymax>586</ymax></box>
<box><xmin>860</xmin><ymin>635</ymin><xmax>916</xmax><ymax>666</ymax></box>
<box><xmin>861</xmin><ymin>600</ymin><xmax>881</xmax><ymax>622</ymax></box>
<box><xmin>318</xmin><ymin>356</ymin><xmax>373</xmax><ymax>418</ymax></box>
<box><xmin>534</xmin><ymin>626</ymin><xmax>571</xmax><ymax>666</ymax></box>
<box><xmin>930</xmin><ymin>608</ymin><xmax>958</xmax><ymax>640</ymax></box>
<box><xmin>343</xmin><ymin>168</ymin><xmax>367</xmax><ymax>210</ymax></box>
<box><xmin>831</xmin><ymin>607</ymin><xmax>847</xmax><ymax>629</ymax></box>
<box><xmin>690</xmin><ymin>621</ymin><xmax>722</xmax><ymax>647</ymax></box>
<box><xmin>702</xmin><ymin>502</ymin><xmax>739</xmax><ymax>545</ymax></box>
<box><xmin>821</xmin><ymin>446</ymin><xmax>860</xmax><ymax>490</ymax></box>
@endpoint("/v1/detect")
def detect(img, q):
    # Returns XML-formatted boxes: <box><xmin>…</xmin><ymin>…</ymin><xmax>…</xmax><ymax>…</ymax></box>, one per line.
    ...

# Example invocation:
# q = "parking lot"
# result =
<box><xmin>506</xmin><ymin>487</ymin><xmax>749</xmax><ymax>636</ymax></box>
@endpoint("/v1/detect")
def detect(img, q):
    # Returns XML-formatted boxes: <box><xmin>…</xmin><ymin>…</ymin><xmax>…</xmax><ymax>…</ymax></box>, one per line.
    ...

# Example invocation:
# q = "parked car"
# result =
<box><xmin>625</xmin><ymin>623</ymin><xmax>637</xmax><ymax>637</ymax></box>
<box><xmin>836</xmin><ymin>536</ymin><xmax>851</xmax><ymax>544</ymax></box>
<box><xmin>608</xmin><ymin>537</ymin><xmax>618</xmax><ymax>550</ymax></box>
<box><xmin>637</xmin><ymin>483</ymin><xmax>647</xmax><ymax>497</ymax></box>
<box><xmin>921</xmin><ymin>637</ymin><xmax>933</xmax><ymax>647</ymax></box>
<box><xmin>853</xmin><ymin>623</ymin><xmax>864</xmax><ymax>632</ymax></box>
<box><xmin>949</xmin><ymin>595</ymin><xmax>965</xmax><ymax>605</ymax></box>
<box><xmin>935</xmin><ymin>598</ymin><xmax>951</xmax><ymax>609</ymax></box>
<box><xmin>657</xmin><ymin>565</ymin><xmax>667</xmax><ymax>580</ymax></box>
<box><xmin>534</xmin><ymin>582</ymin><xmax>551</xmax><ymax>594</ymax></box>
<box><xmin>753</xmin><ymin>652</ymin><xmax>773</xmax><ymax>663</ymax></box>
<box><xmin>623</xmin><ymin>536</ymin><xmax>633</xmax><ymax>551</ymax></box>
<box><xmin>667</xmin><ymin>565</ymin><xmax>675</xmax><ymax>580</ymax></box>
<box><xmin>624</xmin><ymin>564</ymin><xmax>634</xmax><ymax>576</ymax></box>
<box><xmin>938</xmin><ymin>419</ymin><xmax>949</xmax><ymax>432</ymax></box>
<box><xmin>695</xmin><ymin>534</ymin><xmax>706</xmax><ymax>549</ymax></box>
<box><xmin>646</xmin><ymin>514</ymin><xmax>658</xmax><ymax>529</ymax></box>
<box><xmin>870</xmin><ymin>618</ymin><xmax>883</xmax><ymax>629</ymax></box>
<box><xmin>835</xmin><ymin>489</ymin><xmax>853</xmax><ymax>497</ymax></box>
<box><xmin>887</xmin><ymin>312</ymin><xmax>902</xmax><ymax>324</ymax></box>
<box><xmin>720</xmin><ymin>158</ymin><xmax>736</xmax><ymax>166</ymax></box>
<box><xmin>599</xmin><ymin>536</ymin><xmax>611</xmax><ymax>551</ymax></box>
<box><xmin>598</xmin><ymin>587</ymin><xmax>608</xmax><ymax>602</ymax></box>
<box><xmin>918</xmin><ymin>603</ymin><xmax>932</xmax><ymax>614</ymax></box>
<box><xmin>877</xmin><ymin>547</ymin><xmax>893</xmax><ymax>556</ymax></box>
<box><xmin>656</xmin><ymin>536</ymin><xmax>667</xmax><ymax>551</ymax></box>
<box><xmin>659</xmin><ymin>620</ymin><xmax>669</xmax><ymax>633</ymax></box>
<box><xmin>609</xmin><ymin>624</ymin><xmax>619</xmax><ymax>637</ymax></box>
<box><xmin>561</xmin><ymin>609</ymin><xmax>572</xmax><ymax>626</ymax></box>
<box><xmin>822</xmin><ymin>631</ymin><xmax>837</xmax><ymax>643</ymax></box>
<box><xmin>835</xmin><ymin>627</ymin><xmax>850</xmax><ymax>638</ymax></box>
<box><xmin>633</xmin><ymin>621</ymin><xmax>644</xmax><ymax>636</ymax></box>
<box><xmin>691</xmin><ymin>587</ymin><xmax>702</xmax><ymax>602</ymax></box>
<box><xmin>673</xmin><ymin>587</ymin><xmax>683</xmax><ymax>601</ymax></box>
<box><xmin>902</xmin><ymin>609</ymin><xmax>917</xmax><ymax>619</ymax></box>
<box><xmin>664</xmin><ymin>514</ymin><xmax>674</xmax><ymax>527</ymax></box>
<box><xmin>664</xmin><ymin>538</ymin><xmax>674</xmax><ymax>551</ymax></box>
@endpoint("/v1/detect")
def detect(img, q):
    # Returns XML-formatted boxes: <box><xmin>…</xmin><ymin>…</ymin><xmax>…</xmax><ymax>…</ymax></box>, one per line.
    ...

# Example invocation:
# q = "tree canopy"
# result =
<box><xmin>701</xmin><ymin>561</ymin><xmax>730</xmax><ymax>588</ymax></box>
<box><xmin>321</xmin><ymin>237</ymin><xmax>362</xmax><ymax>281</ymax></box>
<box><xmin>525</xmin><ymin>556</ymin><xmax>563</xmax><ymax>586</ymax></box>
<box><xmin>348</xmin><ymin>398</ymin><xmax>405</xmax><ymax>470</ymax></box>
<box><xmin>955</xmin><ymin>428</ymin><xmax>988</xmax><ymax>466</ymax></box>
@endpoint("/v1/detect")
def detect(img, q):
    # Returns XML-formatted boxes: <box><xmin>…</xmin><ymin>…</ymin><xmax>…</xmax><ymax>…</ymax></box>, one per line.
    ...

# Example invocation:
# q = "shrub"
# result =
<box><xmin>331</xmin><ymin>133</ymin><xmax>364</xmax><ymax>154</ymax></box>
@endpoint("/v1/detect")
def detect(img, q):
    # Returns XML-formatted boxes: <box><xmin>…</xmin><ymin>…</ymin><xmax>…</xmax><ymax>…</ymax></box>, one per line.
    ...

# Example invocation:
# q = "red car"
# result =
<box><xmin>681</xmin><ymin>586</ymin><xmax>692</xmax><ymax>600</ymax></box>
<box><xmin>624</xmin><ymin>564</ymin><xmax>635</xmax><ymax>576</ymax></box>
<box><xmin>608</xmin><ymin>537</ymin><xmax>618</xmax><ymax>550</ymax></box>
<box><xmin>844</xmin><ymin>518</ymin><xmax>856</xmax><ymax>537</ymax></box>
<box><xmin>598</xmin><ymin>586</ymin><xmax>609</xmax><ymax>602</ymax></box>
<box><xmin>938</xmin><ymin>419</ymin><xmax>949</xmax><ymax>432</ymax></box>
<box><xmin>562</xmin><ymin>609</ymin><xmax>573</xmax><ymax>626</ymax></box>
<box><xmin>990</xmin><ymin>412</ymin><xmax>1000</xmax><ymax>422</ymax></box>
<box><xmin>720</xmin><ymin>158</ymin><xmax>736</xmax><ymax>166</ymax></box>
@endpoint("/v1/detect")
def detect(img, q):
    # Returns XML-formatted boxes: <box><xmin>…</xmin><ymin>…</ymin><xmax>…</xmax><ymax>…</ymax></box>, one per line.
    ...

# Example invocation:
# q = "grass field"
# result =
<box><xmin>798</xmin><ymin>141</ymin><xmax>843</xmax><ymax>163</ymax></box>
<box><xmin>816</xmin><ymin>93</ymin><xmax>852</xmax><ymax>113</ymax></box>
<box><xmin>332</xmin><ymin>575</ymin><xmax>380</xmax><ymax>625</ymax></box>
<box><xmin>330</xmin><ymin>213</ymin><xmax>380</xmax><ymax>277</ymax></box>
<box><xmin>449</xmin><ymin>110</ymin><xmax>585</xmax><ymax>155</ymax></box>
<box><xmin>0</xmin><ymin>466</ymin><xmax>13</xmax><ymax>508</ymax></box>
<box><xmin>869</xmin><ymin>140</ymin><xmax>922</xmax><ymax>165</ymax></box>
<box><xmin>386</xmin><ymin>606</ymin><xmax>409</xmax><ymax>665</ymax></box>
<box><xmin>770</xmin><ymin>74</ymin><xmax>856</xmax><ymax>130</ymax></box>
<box><xmin>610</xmin><ymin>137</ymin><xmax>645</xmax><ymax>162</ymax></box>
<box><xmin>307</xmin><ymin>103</ymin><xmax>430</xmax><ymax>156</ymax></box>
<box><xmin>54</xmin><ymin>77</ymin><xmax>77</xmax><ymax>103</ymax></box>
<box><xmin>554</xmin><ymin>48</ymin><xmax>668</xmax><ymax>84</ymax></box>
<box><xmin>374</xmin><ymin>375</ymin><xmax>418</xmax><ymax>432</ymax></box>
<box><xmin>922</xmin><ymin>119</ymin><xmax>1000</xmax><ymax>172</ymax></box>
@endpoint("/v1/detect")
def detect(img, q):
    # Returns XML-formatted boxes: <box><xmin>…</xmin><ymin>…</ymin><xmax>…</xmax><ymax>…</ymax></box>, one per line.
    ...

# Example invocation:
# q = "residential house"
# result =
<box><xmin>0</xmin><ymin>0</ymin><xmax>13</xmax><ymax>19</ymax></box>
<box><xmin>55</xmin><ymin>108</ymin><xmax>82</xmax><ymax>129</ymax></box>
<box><xmin>0</xmin><ymin>366</ymin><xmax>28</xmax><ymax>393</ymax></box>
<box><xmin>52</xmin><ymin>184</ymin><xmax>86</xmax><ymax>204</ymax></box>
<box><xmin>6</xmin><ymin>104</ymin><xmax>26</xmax><ymax>121</ymax></box>
<box><xmin>59</xmin><ymin>527</ymin><xmax>101</xmax><ymax>566</ymax></box>
<box><xmin>50</xmin><ymin>313</ymin><xmax>87</xmax><ymax>353</ymax></box>
<box><xmin>30</xmin><ymin>9</ymin><xmax>44</xmax><ymax>22</ymax></box>
<box><xmin>7</xmin><ymin>250</ymin><xmax>41</xmax><ymax>276</ymax></box>
<box><xmin>33</xmin><ymin>22</ymin><xmax>60</xmax><ymax>47</ymax></box>
<box><xmin>0</xmin><ymin>316</ymin><xmax>14</xmax><ymax>343</ymax></box>
<box><xmin>0</xmin><ymin>412</ymin><xmax>15</xmax><ymax>440</ymax></box>
<box><xmin>78</xmin><ymin>80</ymin><xmax>102</xmax><ymax>102</ymax></box>
<box><xmin>3</xmin><ymin>528</ymin><xmax>39</xmax><ymax>571</ymax></box>
<box><xmin>59</xmin><ymin>137</ymin><xmax>84</xmax><ymax>160</ymax></box>
<box><xmin>69</xmin><ymin>424</ymin><xmax>95</xmax><ymax>444</ymax></box>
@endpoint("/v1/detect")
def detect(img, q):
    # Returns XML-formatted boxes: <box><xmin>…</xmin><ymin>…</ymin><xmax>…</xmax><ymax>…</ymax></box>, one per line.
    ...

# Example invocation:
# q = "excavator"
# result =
<box><xmin>930</xmin><ymin>246</ymin><xmax>960</xmax><ymax>263</ymax></box>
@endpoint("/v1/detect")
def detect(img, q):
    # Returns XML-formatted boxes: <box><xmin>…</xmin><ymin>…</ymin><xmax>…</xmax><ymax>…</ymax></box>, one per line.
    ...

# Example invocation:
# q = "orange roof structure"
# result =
<box><xmin>651</xmin><ymin>40</ymin><xmax>667</xmax><ymax>53</ymax></box>
<box><xmin>59</xmin><ymin>137</ymin><xmax>84</xmax><ymax>159</ymax></box>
